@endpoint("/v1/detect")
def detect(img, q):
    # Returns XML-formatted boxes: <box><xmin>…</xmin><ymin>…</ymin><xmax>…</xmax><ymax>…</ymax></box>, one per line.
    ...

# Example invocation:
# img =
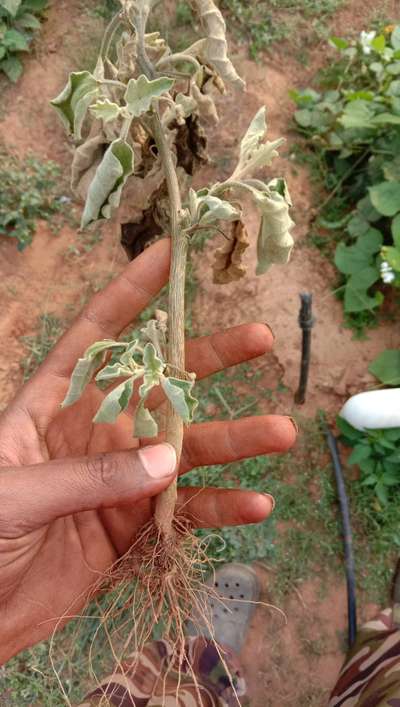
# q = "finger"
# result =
<box><xmin>21</xmin><ymin>240</ymin><xmax>171</xmax><ymax>415</ymax></box>
<box><xmin>130</xmin><ymin>322</ymin><xmax>273</xmax><ymax>413</ymax></box>
<box><xmin>0</xmin><ymin>444</ymin><xmax>176</xmax><ymax>535</ymax></box>
<box><xmin>177</xmin><ymin>487</ymin><xmax>275</xmax><ymax>528</ymax></box>
<box><xmin>185</xmin><ymin>323</ymin><xmax>274</xmax><ymax>379</ymax></box>
<box><xmin>180</xmin><ymin>415</ymin><xmax>297</xmax><ymax>472</ymax></box>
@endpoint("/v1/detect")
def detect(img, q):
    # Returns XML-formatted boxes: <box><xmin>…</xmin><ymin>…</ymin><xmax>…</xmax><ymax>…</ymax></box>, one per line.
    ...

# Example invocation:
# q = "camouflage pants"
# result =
<box><xmin>330</xmin><ymin>607</ymin><xmax>400</xmax><ymax>706</ymax></box>
<box><xmin>79</xmin><ymin>636</ymin><xmax>246</xmax><ymax>707</ymax></box>
<box><xmin>79</xmin><ymin>608</ymin><xmax>400</xmax><ymax>706</ymax></box>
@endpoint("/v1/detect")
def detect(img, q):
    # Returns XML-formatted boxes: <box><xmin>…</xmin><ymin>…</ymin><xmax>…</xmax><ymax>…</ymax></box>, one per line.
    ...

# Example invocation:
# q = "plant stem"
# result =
<box><xmin>152</xmin><ymin>111</ymin><xmax>187</xmax><ymax>538</ymax></box>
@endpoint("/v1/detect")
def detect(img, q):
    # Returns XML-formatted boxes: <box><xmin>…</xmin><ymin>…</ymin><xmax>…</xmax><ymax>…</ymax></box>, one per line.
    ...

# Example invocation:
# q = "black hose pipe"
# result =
<box><xmin>323</xmin><ymin>422</ymin><xmax>357</xmax><ymax>648</ymax></box>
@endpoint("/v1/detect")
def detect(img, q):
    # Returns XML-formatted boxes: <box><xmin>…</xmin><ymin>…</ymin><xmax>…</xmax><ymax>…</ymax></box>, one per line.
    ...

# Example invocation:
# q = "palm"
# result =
<box><xmin>0</xmin><ymin>240</ymin><xmax>295</xmax><ymax>657</ymax></box>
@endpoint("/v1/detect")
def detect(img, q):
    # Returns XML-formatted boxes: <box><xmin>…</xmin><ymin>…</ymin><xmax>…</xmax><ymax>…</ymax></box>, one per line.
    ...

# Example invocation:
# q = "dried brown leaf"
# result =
<box><xmin>212</xmin><ymin>220</ymin><xmax>250</xmax><ymax>284</ymax></box>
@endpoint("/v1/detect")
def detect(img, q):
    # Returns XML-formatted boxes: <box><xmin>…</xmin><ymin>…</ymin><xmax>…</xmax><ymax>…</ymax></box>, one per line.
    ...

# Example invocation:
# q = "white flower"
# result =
<box><xmin>380</xmin><ymin>260</ymin><xmax>396</xmax><ymax>284</ymax></box>
<box><xmin>360</xmin><ymin>30</ymin><xmax>376</xmax><ymax>55</ymax></box>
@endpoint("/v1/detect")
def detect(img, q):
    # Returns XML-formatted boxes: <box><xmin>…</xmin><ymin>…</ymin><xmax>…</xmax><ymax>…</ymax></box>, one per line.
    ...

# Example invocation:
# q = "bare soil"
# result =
<box><xmin>0</xmin><ymin>1</ymin><xmax>399</xmax><ymax>704</ymax></box>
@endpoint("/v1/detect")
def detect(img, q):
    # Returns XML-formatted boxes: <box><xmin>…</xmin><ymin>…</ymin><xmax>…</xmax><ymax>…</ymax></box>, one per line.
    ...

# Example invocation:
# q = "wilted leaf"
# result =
<box><xmin>139</xmin><ymin>342</ymin><xmax>165</xmax><ymax>398</ymax></box>
<box><xmin>369</xmin><ymin>349</ymin><xmax>400</xmax><ymax>385</ymax></box>
<box><xmin>94</xmin><ymin>378</ymin><xmax>134</xmax><ymax>423</ymax></box>
<box><xmin>212</xmin><ymin>220</ymin><xmax>250</xmax><ymax>284</ymax></box>
<box><xmin>134</xmin><ymin>403</ymin><xmax>158</xmax><ymax>437</ymax></box>
<box><xmin>192</xmin><ymin>0</ymin><xmax>245</xmax><ymax>89</ymax></box>
<box><xmin>141</xmin><ymin>319</ymin><xmax>166</xmax><ymax>358</ymax></box>
<box><xmin>124</xmin><ymin>74</ymin><xmax>174</xmax><ymax>117</ymax></box>
<box><xmin>255</xmin><ymin>179</ymin><xmax>294</xmax><ymax>274</ymax></box>
<box><xmin>61</xmin><ymin>340</ymin><xmax>122</xmax><ymax>407</ymax></box>
<box><xmin>232</xmin><ymin>107</ymin><xmax>285</xmax><ymax>180</ymax></box>
<box><xmin>161</xmin><ymin>375</ymin><xmax>198</xmax><ymax>423</ymax></box>
<box><xmin>95</xmin><ymin>361</ymin><xmax>134</xmax><ymax>382</ymax></box>
<box><xmin>90</xmin><ymin>98</ymin><xmax>123</xmax><ymax>123</ymax></box>
<box><xmin>81</xmin><ymin>138</ymin><xmax>134</xmax><ymax>228</ymax></box>
<box><xmin>51</xmin><ymin>71</ymin><xmax>99</xmax><ymax>139</ymax></box>
<box><xmin>71</xmin><ymin>131</ymin><xmax>106</xmax><ymax>203</ymax></box>
<box><xmin>199</xmin><ymin>195</ymin><xmax>240</xmax><ymax>225</ymax></box>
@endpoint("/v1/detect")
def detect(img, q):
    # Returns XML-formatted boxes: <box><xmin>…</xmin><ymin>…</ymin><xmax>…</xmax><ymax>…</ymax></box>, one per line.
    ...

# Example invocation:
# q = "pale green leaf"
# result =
<box><xmin>90</xmin><ymin>98</ymin><xmax>122</xmax><ymax>123</ymax></box>
<box><xmin>124</xmin><ymin>74</ymin><xmax>174</xmax><ymax>117</ymax></box>
<box><xmin>2</xmin><ymin>0</ymin><xmax>21</xmax><ymax>17</ymax></box>
<box><xmin>139</xmin><ymin>342</ymin><xmax>165</xmax><ymax>399</ymax></box>
<box><xmin>61</xmin><ymin>340</ymin><xmax>123</xmax><ymax>407</ymax></box>
<box><xmin>140</xmin><ymin>319</ymin><xmax>166</xmax><ymax>358</ymax></box>
<box><xmin>81</xmin><ymin>138</ymin><xmax>134</xmax><ymax>228</ymax></box>
<box><xmin>134</xmin><ymin>403</ymin><xmax>158</xmax><ymax>438</ymax></box>
<box><xmin>199</xmin><ymin>195</ymin><xmax>240</xmax><ymax>225</ymax></box>
<box><xmin>51</xmin><ymin>71</ymin><xmax>99</xmax><ymax>139</ymax></box>
<box><xmin>392</xmin><ymin>27</ymin><xmax>400</xmax><ymax>51</ymax></box>
<box><xmin>95</xmin><ymin>361</ymin><xmax>135</xmax><ymax>382</ymax></box>
<box><xmin>233</xmin><ymin>107</ymin><xmax>284</xmax><ymax>179</ymax></box>
<box><xmin>94</xmin><ymin>378</ymin><xmax>134</xmax><ymax>424</ymax></box>
<box><xmin>160</xmin><ymin>375</ymin><xmax>198</xmax><ymax>424</ymax></box>
<box><xmin>339</xmin><ymin>101</ymin><xmax>374</xmax><ymax>130</ymax></box>
<box><xmin>369</xmin><ymin>182</ymin><xmax>400</xmax><ymax>217</ymax></box>
<box><xmin>255</xmin><ymin>179</ymin><xmax>294</xmax><ymax>274</ymax></box>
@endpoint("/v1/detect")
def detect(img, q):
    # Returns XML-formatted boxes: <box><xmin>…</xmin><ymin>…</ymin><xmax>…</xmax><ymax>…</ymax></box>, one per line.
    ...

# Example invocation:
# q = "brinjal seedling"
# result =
<box><xmin>51</xmin><ymin>0</ymin><xmax>294</xmax><ymax>694</ymax></box>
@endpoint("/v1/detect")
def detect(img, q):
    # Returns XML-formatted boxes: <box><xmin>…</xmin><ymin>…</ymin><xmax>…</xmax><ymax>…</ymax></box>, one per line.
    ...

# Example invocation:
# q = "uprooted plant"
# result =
<box><xmin>51</xmin><ymin>0</ymin><xmax>294</xmax><ymax>696</ymax></box>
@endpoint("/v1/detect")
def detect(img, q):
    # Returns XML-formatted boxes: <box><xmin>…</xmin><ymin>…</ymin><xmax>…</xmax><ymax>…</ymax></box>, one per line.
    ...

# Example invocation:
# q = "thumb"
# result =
<box><xmin>0</xmin><ymin>444</ymin><xmax>177</xmax><ymax>535</ymax></box>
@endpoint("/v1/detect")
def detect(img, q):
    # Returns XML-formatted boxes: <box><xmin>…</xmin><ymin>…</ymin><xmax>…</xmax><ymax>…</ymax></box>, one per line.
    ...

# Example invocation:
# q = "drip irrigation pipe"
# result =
<box><xmin>323</xmin><ymin>421</ymin><xmax>357</xmax><ymax>648</ymax></box>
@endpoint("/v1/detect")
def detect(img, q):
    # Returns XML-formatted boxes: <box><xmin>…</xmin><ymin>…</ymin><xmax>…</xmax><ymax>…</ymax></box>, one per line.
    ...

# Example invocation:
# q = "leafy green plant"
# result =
<box><xmin>291</xmin><ymin>25</ymin><xmax>400</xmax><ymax>332</ymax></box>
<box><xmin>369</xmin><ymin>348</ymin><xmax>400</xmax><ymax>386</ymax></box>
<box><xmin>0</xmin><ymin>0</ymin><xmax>48</xmax><ymax>82</ymax></box>
<box><xmin>0</xmin><ymin>149</ymin><xmax>66</xmax><ymax>250</ymax></box>
<box><xmin>337</xmin><ymin>416</ymin><xmax>400</xmax><ymax>505</ymax></box>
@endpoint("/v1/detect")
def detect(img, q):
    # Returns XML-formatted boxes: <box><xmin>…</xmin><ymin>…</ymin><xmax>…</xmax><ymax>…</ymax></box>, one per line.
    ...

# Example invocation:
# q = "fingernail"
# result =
<box><xmin>138</xmin><ymin>443</ymin><xmax>177</xmax><ymax>479</ymax></box>
<box><xmin>264</xmin><ymin>493</ymin><xmax>276</xmax><ymax>512</ymax></box>
<box><xmin>264</xmin><ymin>323</ymin><xmax>275</xmax><ymax>340</ymax></box>
<box><xmin>288</xmin><ymin>416</ymin><xmax>299</xmax><ymax>434</ymax></box>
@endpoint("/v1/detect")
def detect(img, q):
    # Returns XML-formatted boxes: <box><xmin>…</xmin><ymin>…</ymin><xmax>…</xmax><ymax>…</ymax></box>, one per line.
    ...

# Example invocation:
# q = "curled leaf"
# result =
<box><xmin>94</xmin><ymin>377</ymin><xmax>135</xmax><ymax>424</ymax></box>
<box><xmin>198</xmin><ymin>194</ymin><xmax>241</xmax><ymax>225</ymax></box>
<box><xmin>90</xmin><ymin>98</ymin><xmax>123</xmax><ymax>123</ymax></box>
<box><xmin>139</xmin><ymin>342</ymin><xmax>165</xmax><ymax>398</ymax></box>
<box><xmin>61</xmin><ymin>340</ymin><xmax>124</xmax><ymax>407</ymax></box>
<box><xmin>160</xmin><ymin>376</ymin><xmax>198</xmax><ymax>424</ymax></box>
<box><xmin>81</xmin><ymin>138</ymin><xmax>134</xmax><ymax>228</ymax></box>
<box><xmin>232</xmin><ymin>107</ymin><xmax>285</xmax><ymax>180</ymax></box>
<box><xmin>192</xmin><ymin>0</ymin><xmax>245</xmax><ymax>89</ymax></box>
<box><xmin>124</xmin><ymin>74</ymin><xmax>174</xmax><ymax>117</ymax></box>
<box><xmin>212</xmin><ymin>220</ymin><xmax>250</xmax><ymax>284</ymax></box>
<box><xmin>51</xmin><ymin>71</ymin><xmax>99</xmax><ymax>139</ymax></box>
<box><xmin>255</xmin><ymin>179</ymin><xmax>295</xmax><ymax>274</ymax></box>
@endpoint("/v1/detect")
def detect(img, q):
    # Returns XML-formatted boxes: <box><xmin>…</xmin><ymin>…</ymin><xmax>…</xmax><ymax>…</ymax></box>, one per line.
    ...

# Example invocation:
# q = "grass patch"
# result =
<box><xmin>20</xmin><ymin>313</ymin><xmax>64</xmax><ymax>381</ymax></box>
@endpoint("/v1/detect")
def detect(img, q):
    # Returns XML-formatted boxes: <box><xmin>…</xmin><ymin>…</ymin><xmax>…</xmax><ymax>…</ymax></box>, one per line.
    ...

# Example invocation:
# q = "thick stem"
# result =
<box><xmin>152</xmin><ymin>112</ymin><xmax>187</xmax><ymax>538</ymax></box>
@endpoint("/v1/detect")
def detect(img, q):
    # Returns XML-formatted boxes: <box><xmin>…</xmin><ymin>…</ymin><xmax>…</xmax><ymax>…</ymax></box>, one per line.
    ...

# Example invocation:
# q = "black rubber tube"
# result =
<box><xmin>324</xmin><ymin>424</ymin><xmax>357</xmax><ymax>648</ymax></box>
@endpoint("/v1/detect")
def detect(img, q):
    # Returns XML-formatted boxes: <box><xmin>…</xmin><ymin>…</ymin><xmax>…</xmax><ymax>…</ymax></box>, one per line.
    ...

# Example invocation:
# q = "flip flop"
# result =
<box><xmin>186</xmin><ymin>563</ymin><xmax>260</xmax><ymax>653</ymax></box>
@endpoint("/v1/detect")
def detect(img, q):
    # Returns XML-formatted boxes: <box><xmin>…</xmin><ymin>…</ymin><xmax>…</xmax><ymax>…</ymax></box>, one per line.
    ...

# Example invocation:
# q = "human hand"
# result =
<box><xmin>0</xmin><ymin>239</ymin><xmax>296</xmax><ymax>663</ymax></box>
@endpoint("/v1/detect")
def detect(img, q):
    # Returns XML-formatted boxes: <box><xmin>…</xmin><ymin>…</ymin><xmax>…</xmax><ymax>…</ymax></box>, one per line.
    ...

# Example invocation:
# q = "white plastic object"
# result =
<box><xmin>339</xmin><ymin>388</ymin><xmax>400</xmax><ymax>431</ymax></box>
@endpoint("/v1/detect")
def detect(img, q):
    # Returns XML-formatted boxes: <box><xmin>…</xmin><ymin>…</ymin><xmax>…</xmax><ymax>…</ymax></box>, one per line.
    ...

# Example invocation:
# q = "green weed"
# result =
<box><xmin>0</xmin><ymin>149</ymin><xmax>67</xmax><ymax>251</ymax></box>
<box><xmin>20</xmin><ymin>313</ymin><xmax>64</xmax><ymax>381</ymax></box>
